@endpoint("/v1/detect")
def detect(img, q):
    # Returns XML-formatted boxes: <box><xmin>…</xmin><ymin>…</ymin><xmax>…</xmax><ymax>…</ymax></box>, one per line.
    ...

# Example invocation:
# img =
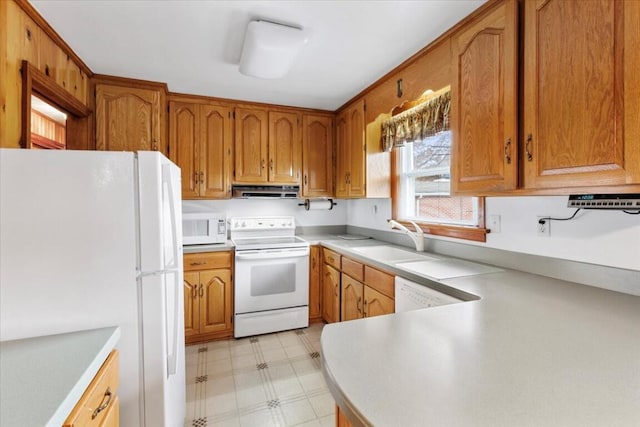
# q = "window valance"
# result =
<box><xmin>381</xmin><ymin>87</ymin><xmax>451</xmax><ymax>152</ymax></box>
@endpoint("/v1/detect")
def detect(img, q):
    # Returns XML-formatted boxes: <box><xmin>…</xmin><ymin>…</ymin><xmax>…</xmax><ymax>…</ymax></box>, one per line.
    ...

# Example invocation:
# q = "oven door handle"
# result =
<box><xmin>236</xmin><ymin>248</ymin><xmax>309</xmax><ymax>260</ymax></box>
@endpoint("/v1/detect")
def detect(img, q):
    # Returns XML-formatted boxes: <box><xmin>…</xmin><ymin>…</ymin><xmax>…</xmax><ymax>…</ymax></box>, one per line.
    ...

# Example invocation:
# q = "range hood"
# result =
<box><xmin>232</xmin><ymin>185</ymin><xmax>300</xmax><ymax>199</ymax></box>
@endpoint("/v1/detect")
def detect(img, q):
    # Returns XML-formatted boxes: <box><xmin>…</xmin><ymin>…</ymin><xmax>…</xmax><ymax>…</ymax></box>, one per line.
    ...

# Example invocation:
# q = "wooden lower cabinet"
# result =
<box><xmin>336</xmin><ymin>405</ymin><xmax>353</xmax><ymax>427</ymax></box>
<box><xmin>63</xmin><ymin>350</ymin><xmax>119</xmax><ymax>427</ymax></box>
<box><xmin>341</xmin><ymin>274</ymin><xmax>363</xmax><ymax>321</ymax></box>
<box><xmin>322</xmin><ymin>263</ymin><xmax>341</xmax><ymax>323</ymax></box>
<box><xmin>364</xmin><ymin>286</ymin><xmax>394</xmax><ymax>317</ymax></box>
<box><xmin>339</xmin><ymin>256</ymin><xmax>395</xmax><ymax>321</ymax></box>
<box><xmin>184</xmin><ymin>251</ymin><xmax>234</xmax><ymax>343</ymax></box>
<box><xmin>309</xmin><ymin>245</ymin><xmax>323</xmax><ymax>323</ymax></box>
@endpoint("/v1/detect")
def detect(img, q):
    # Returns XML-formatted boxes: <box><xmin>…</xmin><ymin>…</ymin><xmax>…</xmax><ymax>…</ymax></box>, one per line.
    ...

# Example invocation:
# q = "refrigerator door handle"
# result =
<box><xmin>167</xmin><ymin>271</ymin><xmax>180</xmax><ymax>376</ymax></box>
<box><xmin>162</xmin><ymin>164</ymin><xmax>180</xmax><ymax>270</ymax></box>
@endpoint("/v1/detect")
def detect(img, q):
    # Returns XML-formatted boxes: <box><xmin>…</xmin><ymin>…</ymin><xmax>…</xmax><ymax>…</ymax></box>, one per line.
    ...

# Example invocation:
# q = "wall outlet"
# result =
<box><xmin>489</xmin><ymin>214</ymin><xmax>501</xmax><ymax>233</ymax></box>
<box><xmin>537</xmin><ymin>216</ymin><xmax>550</xmax><ymax>237</ymax></box>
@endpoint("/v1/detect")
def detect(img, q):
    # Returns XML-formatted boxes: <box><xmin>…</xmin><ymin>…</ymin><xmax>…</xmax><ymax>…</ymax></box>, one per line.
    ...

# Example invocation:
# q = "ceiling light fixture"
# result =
<box><xmin>239</xmin><ymin>20</ymin><xmax>308</xmax><ymax>79</ymax></box>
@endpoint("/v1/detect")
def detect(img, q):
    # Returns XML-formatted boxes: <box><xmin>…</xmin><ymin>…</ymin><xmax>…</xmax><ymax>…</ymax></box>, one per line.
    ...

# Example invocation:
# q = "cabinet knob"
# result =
<box><xmin>199</xmin><ymin>171</ymin><xmax>204</xmax><ymax>183</ymax></box>
<box><xmin>270</xmin><ymin>158</ymin><xmax>274</xmax><ymax>171</ymax></box>
<box><xmin>261</xmin><ymin>159</ymin><xmax>266</xmax><ymax>169</ymax></box>
<box><xmin>304</xmin><ymin>174</ymin><xmax>308</xmax><ymax>185</ymax></box>
<box><xmin>199</xmin><ymin>284</ymin><xmax>204</xmax><ymax>297</ymax></box>
<box><xmin>363</xmin><ymin>299</ymin><xmax>368</xmax><ymax>317</ymax></box>
<box><xmin>194</xmin><ymin>172</ymin><xmax>199</xmax><ymax>184</ymax></box>
<box><xmin>526</xmin><ymin>134</ymin><xmax>533</xmax><ymax>162</ymax></box>
<box><xmin>334</xmin><ymin>284</ymin><xmax>338</xmax><ymax>297</ymax></box>
<box><xmin>356</xmin><ymin>296</ymin><xmax>362</xmax><ymax>314</ymax></box>
<box><xmin>152</xmin><ymin>140</ymin><xmax>158</xmax><ymax>151</ymax></box>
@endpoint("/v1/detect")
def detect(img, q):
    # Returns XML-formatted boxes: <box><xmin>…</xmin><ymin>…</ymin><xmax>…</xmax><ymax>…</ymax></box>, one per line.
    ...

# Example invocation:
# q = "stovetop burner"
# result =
<box><xmin>229</xmin><ymin>216</ymin><xmax>309</xmax><ymax>250</ymax></box>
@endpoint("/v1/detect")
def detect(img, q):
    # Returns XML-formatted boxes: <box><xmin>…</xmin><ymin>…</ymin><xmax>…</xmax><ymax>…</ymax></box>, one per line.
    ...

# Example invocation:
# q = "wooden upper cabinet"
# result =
<box><xmin>335</xmin><ymin>99</ymin><xmax>366</xmax><ymax>198</ymax></box>
<box><xmin>302</xmin><ymin>114</ymin><xmax>334</xmax><ymax>198</ymax></box>
<box><xmin>201</xmin><ymin>104</ymin><xmax>232</xmax><ymax>198</ymax></box>
<box><xmin>235</xmin><ymin>107</ymin><xmax>269</xmax><ymax>183</ymax></box>
<box><xmin>523</xmin><ymin>0</ymin><xmax>640</xmax><ymax>188</ymax></box>
<box><xmin>335</xmin><ymin>113</ymin><xmax>349</xmax><ymax>197</ymax></box>
<box><xmin>95</xmin><ymin>83</ymin><xmax>165</xmax><ymax>153</ymax></box>
<box><xmin>170</xmin><ymin>102</ymin><xmax>199</xmax><ymax>198</ymax></box>
<box><xmin>451</xmin><ymin>0</ymin><xmax>518</xmax><ymax>194</ymax></box>
<box><xmin>169</xmin><ymin>99</ymin><xmax>232</xmax><ymax>199</ymax></box>
<box><xmin>268</xmin><ymin>111</ymin><xmax>301</xmax><ymax>183</ymax></box>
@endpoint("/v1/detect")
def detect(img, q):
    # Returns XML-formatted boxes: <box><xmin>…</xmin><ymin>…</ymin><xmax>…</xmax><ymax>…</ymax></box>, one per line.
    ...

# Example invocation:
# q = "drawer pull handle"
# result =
<box><xmin>525</xmin><ymin>134</ymin><xmax>533</xmax><ymax>161</ymax></box>
<box><xmin>356</xmin><ymin>296</ymin><xmax>362</xmax><ymax>314</ymax></box>
<box><xmin>199</xmin><ymin>285</ymin><xmax>204</xmax><ymax>297</ymax></box>
<box><xmin>92</xmin><ymin>387</ymin><xmax>112</xmax><ymax>420</ymax></box>
<box><xmin>190</xmin><ymin>262</ymin><xmax>206</xmax><ymax>266</ymax></box>
<box><xmin>504</xmin><ymin>138</ymin><xmax>512</xmax><ymax>164</ymax></box>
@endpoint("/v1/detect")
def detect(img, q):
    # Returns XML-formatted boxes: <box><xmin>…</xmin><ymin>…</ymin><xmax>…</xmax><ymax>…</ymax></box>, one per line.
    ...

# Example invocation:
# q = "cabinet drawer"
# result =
<box><xmin>364</xmin><ymin>266</ymin><xmax>394</xmax><ymax>299</ymax></box>
<box><xmin>63</xmin><ymin>350</ymin><xmax>119</xmax><ymax>427</ymax></box>
<box><xmin>323</xmin><ymin>248</ymin><xmax>341</xmax><ymax>270</ymax></box>
<box><xmin>341</xmin><ymin>257</ymin><xmax>364</xmax><ymax>282</ymax></box>
<box><xmin>184</xmin><ymin>251</ymin><xmax>232</xmax><ymax>271</ymax></box>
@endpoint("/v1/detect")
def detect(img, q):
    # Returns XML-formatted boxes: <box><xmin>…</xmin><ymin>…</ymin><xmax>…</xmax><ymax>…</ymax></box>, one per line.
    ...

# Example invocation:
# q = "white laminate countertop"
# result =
<box><xmin>320</xmin><ymin>242</ymin><xmax>640</xmax><ymax>427</ymax></box>
<box><xmin>0</xmin><ymin>326</ymin><xmax>120</xmax><ymax>427</ymax></box>
<box><xmin>183</xmin><ymin>241</ymin><xmax>234</xmax><ymax>253</ymax></box>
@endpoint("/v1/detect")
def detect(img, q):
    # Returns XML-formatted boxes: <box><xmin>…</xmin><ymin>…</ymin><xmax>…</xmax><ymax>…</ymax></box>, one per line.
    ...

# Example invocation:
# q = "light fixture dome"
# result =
<box><xmin>239</xmin><ymin>20</ymin><xmax>308</xmax><ymax>79</ymax></box>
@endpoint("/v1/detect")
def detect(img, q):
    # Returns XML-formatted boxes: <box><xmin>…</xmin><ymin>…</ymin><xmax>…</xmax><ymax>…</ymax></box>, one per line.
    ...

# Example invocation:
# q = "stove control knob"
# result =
<box><xmin>241</xmin><ymin>221</ymin><xmax>246</xmax><ymax>227</ymax></box>
<box><xmin>234</xmin><ymin>222</ymin><xmax>239</xmax><ymax>228</ymax></box>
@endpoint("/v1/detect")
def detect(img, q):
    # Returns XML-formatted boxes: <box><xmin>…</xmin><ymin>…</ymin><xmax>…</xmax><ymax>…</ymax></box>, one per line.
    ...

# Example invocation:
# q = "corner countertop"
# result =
<box><xmin>319</xmin><ymin>240</ymin><xmax>640</xmax><ymax>427</ymax></box>
<box><xmin>0</xmin><ymin>327</ymin><xmax>120</xmax><ymax>427</ymax></box>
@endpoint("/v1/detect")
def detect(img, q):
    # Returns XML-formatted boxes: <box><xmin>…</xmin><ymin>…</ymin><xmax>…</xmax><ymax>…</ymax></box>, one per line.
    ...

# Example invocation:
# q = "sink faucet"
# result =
<box><xmin>388</xmin><ymin>219</ymin><xmax>424</xmax><ymax>252</ymax></box>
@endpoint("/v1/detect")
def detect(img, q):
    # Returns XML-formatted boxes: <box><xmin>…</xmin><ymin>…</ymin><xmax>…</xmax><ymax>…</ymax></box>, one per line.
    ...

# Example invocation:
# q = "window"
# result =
<box><xmin>385</xmin><ymin>87</ymin><xmax>487</xmax><ymax>242</ymax></box>
<box><xmin>396</xmin><ymin>130</ymin><xmax>481</xmax><ymax>227</ymax></box>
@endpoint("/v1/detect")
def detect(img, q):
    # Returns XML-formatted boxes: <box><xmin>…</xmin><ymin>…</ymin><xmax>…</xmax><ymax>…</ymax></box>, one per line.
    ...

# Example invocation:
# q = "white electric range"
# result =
<box><xmin>230</xmin><ymin>216</ymin><xmax>310</xmax><ymax>338</ymax></box>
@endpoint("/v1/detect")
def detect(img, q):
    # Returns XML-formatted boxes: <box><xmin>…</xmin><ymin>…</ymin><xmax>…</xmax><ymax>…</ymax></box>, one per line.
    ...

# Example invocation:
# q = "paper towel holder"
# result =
<box><xmin>299</xmin><ymin>199</ymin><xmax>337</xmax><ymax>211</ymax></box>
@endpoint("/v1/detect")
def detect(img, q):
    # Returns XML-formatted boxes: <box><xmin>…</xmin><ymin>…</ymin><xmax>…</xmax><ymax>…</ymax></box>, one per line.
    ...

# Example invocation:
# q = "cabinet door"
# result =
<box><xmin>347</xmin><ymin>99</ymin><xmax>366</xmax><ymax>197</ymax></box>
<box><xmin>364</xmin><ymin>286</ymin><xmax>394</xmax><ymax>318</ymax></box>
<box><xmin>334</xmin><ymin>112</ymin><xmax>349</xmax><ymax>198</ymax></box>
<box><xmin>96</xmin><ymin>84</ymin><xmax>162</xmax><ymax>152</ymax></box>
<box><xmin>201</xmin><ymin>104</ymin><xmax>232</xmax><ymax>198</ymax></box>
<box><xmin>235</xmin><ymin>107</ymin><xmax>268</xmax><ymax>183</ymax></box>
<box><xmin>451</xmin><ymin>0</ymin><xmax>518</xmax><ymax>193</ymax></box>
<box><xmin>308</xmin><ymin>245</ymin><xmax>322</xmax><ymax>321</ymax></box>
<box><xmin>302</xmin><ymin>114</ymin><xmax>334</xmax><ymax>197</ymax></box>
<box><xmin>341</xmin><ymin>274</ymin><xmax>363</xmax><ymax>322</ymax></box>
<box><xmin>322</xmin><ymin>263</ymin><xmax>340</xmax><ymax>323</ymax></box>
<box><xmin>199</xmin><ymin>269</ymin><xmax>233</xmax><ymax>335</ymax></box>
<box><xmin>523</xmin><ymin>0</ymin><xmax>639</xmax><ymax>188</ymax></box>
<box><xmin>169</xmin><ymin>101</ymin><xmax>200</xmax><ymax>199</ymax></box>
<box><xmin>183</xmin><ymin>272</ymin><xmax>200</xmax><ymax>338</ymax></box>
<box><xmin>269</xmin><ymin>111</ymin><xmax>300</xmax><ymax>184</ymax></box>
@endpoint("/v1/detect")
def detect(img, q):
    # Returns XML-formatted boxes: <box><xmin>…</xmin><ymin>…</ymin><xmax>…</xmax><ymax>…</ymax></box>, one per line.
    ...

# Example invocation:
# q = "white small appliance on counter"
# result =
<box><xmin>230</xmin><ymin>216</ymin><xmax>310</xmax><ymax>337</ymax></box>
<box><xmin>182</xmin><ymin>211</ymin><xmax>227</xmax><ymax>245</ymax></box>
<box><xmin>0</xmin><ymin>149</ymin><xmax>185</xmax><ymax>427</ymax></box>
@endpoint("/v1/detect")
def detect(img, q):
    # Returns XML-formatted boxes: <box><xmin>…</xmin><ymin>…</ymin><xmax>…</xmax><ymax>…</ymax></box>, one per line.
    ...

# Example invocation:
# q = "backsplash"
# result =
<box><xmin>182</xmin><ymin>199</ymin><xmax>347</xmax><ymax>227</ymax></box>
<box><xmin>346</xmin><ymin>196</ymin><xmax>640</xmax><ymax>272</ymax></box>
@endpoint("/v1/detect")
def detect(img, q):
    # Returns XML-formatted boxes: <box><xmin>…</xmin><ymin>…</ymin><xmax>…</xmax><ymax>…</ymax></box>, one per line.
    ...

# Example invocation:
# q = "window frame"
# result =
<box><xmin>391</xmin><ymin>147</ymin><xmax>488</xmax><ymax>243</ymax></box>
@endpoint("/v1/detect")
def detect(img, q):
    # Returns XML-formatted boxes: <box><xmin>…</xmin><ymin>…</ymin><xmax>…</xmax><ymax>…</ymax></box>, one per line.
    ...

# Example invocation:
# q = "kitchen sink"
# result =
<box><xmin>349</xmin><ymin>245</ymin><xmax>439</xmax><ymax>263</ymax></box>
<box><xmin>396</xmin><ymin>258</ymin><xmax>504</xmax><ymax>279</ymax></box>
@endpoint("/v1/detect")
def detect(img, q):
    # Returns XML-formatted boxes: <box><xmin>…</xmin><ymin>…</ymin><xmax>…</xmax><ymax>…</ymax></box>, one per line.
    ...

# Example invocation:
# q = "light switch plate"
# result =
<box><xmin>489</xmin><ymin>215</ymin><xmax>501</xmax><ymax>233</ymax></box>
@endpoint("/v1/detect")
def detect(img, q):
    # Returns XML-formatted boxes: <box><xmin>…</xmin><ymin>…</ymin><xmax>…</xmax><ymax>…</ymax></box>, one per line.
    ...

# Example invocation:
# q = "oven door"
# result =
<box><xmin>234</xmin><ymin>246</ymin><xmax>309</xmax><ymax>314</ymax></box>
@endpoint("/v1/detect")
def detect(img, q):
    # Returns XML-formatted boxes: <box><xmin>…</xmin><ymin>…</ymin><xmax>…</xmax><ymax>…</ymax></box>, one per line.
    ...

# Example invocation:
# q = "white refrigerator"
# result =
<box><xmin>0</xmin><ymin>149</ymin><xmax>186</xmax><ymax>427</ymax></box>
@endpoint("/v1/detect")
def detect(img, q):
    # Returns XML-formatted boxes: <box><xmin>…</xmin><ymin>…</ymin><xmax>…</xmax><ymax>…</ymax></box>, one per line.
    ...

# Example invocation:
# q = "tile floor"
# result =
<box><xmin>185</xmin><ymin>323</ymin><xmax>335</xmax><ymax>427</ymax></box>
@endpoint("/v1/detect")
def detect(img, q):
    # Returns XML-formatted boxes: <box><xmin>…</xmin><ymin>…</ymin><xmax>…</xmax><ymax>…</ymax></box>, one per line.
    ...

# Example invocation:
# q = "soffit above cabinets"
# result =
<box><xmin>29</xmin><ymin>0</ymin><xmax>485</xmax><ymax>111</ymax></box>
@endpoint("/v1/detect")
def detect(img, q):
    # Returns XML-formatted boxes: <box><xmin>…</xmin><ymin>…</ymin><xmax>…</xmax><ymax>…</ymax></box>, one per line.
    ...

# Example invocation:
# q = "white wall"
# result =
<box><xmin>183</xmin><ymin>198</ymin><xmax>347</xmax><ymax>227</ymax></box>
<box><xmin>347</xmin><ymin>197</ymin><xmax>640</xmax><ymax>271</ymax></box>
